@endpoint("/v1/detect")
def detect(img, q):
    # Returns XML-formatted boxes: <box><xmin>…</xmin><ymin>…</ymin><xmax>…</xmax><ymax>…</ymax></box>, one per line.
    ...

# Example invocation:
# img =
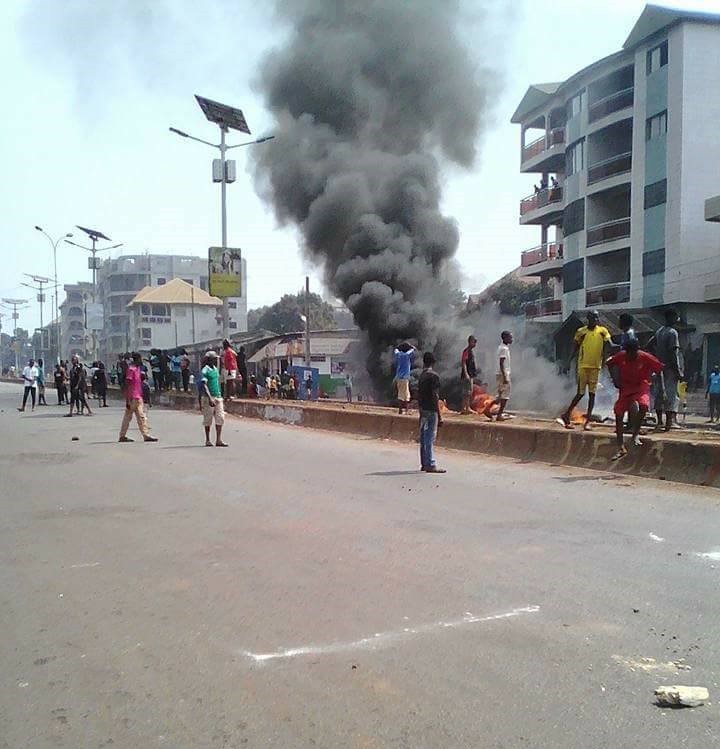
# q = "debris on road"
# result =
<box><xmin>654</xmin><ymin>685</ymin><xmax>709</xmax><ymax>707</ymax></box>
<box><xmin>71</xmin><ymin>436</ymin><xmax>79</xmax><ymax>441</ymax></box>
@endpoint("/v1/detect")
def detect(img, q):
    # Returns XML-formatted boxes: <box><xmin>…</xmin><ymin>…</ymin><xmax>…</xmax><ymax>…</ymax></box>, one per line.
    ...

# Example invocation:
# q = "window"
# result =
<box><xmin>563</xmin><ymin>258</ymin><xmax>585</xmax><ymax>293</ymax></box>
<box><xmin>141</xmin><ymin>303</ymin><xmax>151</xmax><ymax>315</ymax></box>
<box><xmin>151</xmin><ymin>304</ymin><xmax>168</xmax><ymax>316</ymax></box>
<box><xmin>174</xmin><ymin>307</ymin><xmax>187</xmax><ymax>317</ymax></box>
<box><xmin>644</xmin><ymin>179</ymin><xmax>667</xmax><ymax>209</ymax></box>
<box><xmin>646</xmin><ymin>40</ymin><xmax>668</xmax><ymax>75</ymax></box>
<box><xmin>141</xmin><ymin>328</ymin><xmax>151</xmax><ymax>339</ymax></box>
<box><xmin>563</xmin><ymin>198</ymin><xmax>585</xmax><ymax>236</ymax></box>
<box><xmin>646</xmin><ymin>111</ymin><xmax>667</xmax><ymax>141</ymax></box>
<box><xmin>567</xmin><ymin>90</ymin><xmax>586</xmax><ymax>118</ymax></box>
<box><xmin>156</xmin><ymin>277</ymin><xmax>166</xmax><ymax>286</ymax></box>
<box><xmin>566</xmin><ymin>139</ymin><xmax>585</xmax><ymax>175</ymax></box>
<box><xmin>229</xmin><ymin>321</ymin><xmax>238</xmax><ymax>330</ymax></box>
<box><xmin>228</xmin><ymin>301</ymin><xmax>237</xmax><ymax>309</ymax></box>
<box><xmin>643</xmin><ymin>248</ymin><xmax>665</xmax><ymax>276</ymax></box>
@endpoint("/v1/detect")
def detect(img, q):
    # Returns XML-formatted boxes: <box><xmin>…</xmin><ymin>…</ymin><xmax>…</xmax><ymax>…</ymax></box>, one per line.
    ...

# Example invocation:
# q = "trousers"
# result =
<box><xmin>419</xmin><ymin>410</ymin><xmax>438</xmax><ymax>469</ymax></box>
<box><xmin>119</xmin><ymin>398</ymin><xmax>149</xmax><ymax>438</ymax></box>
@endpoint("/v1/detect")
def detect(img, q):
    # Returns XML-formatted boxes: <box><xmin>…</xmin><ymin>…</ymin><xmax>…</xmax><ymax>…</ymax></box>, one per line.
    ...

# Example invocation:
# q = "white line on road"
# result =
<box><xmin>241</xmin><ymin>605</ymin><xmax>540</xmax><ymax>663</ymax></box>
<box><xmin>648</xmin><ymin>533</ymin><xmax>665</xmax><ymax>542</ymax></box>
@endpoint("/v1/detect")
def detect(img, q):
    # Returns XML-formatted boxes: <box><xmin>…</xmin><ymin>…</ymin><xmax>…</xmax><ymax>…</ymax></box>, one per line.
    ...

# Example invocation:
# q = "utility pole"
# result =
<box><xmin>21</xmin><ymin>275</ymin><xmax>52</xmax><ymax>362</ymax></box>
<box><xmin>304</xmin><ymin>276</ymin><xmax>311</xmax><ymax>367</ymax></box>
<box><xmin>1</xmin><ymin>298</ymin><xmax>30</xmax><ymax>371</ymax></box>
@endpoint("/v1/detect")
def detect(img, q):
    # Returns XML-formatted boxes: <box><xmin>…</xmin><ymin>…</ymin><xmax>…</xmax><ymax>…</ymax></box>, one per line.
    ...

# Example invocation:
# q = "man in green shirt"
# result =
<box><xmin>200</xmin><ymin>351</ymin><xmax>228</xmax><ymax>447</ymax></box>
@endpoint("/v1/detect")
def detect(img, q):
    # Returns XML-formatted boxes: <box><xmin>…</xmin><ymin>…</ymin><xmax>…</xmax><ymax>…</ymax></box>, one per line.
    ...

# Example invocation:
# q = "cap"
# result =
<box><xmin>205</xmin><ymin>350</ymin><xmax>218</xmax><ymax>358</ymax></box>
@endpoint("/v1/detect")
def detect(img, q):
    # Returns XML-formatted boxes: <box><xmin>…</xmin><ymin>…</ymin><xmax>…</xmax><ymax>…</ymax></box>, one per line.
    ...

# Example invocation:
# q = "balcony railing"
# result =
<box><xmin>587</xmin><ymin>151</ymin><xmax>632</xmax><ymax>184</ymax></box>
<box><xmin>585</xmin><ymin>282</ymin><xmax>631</xmax><ymax>306</ymax></box>
<box><xmin>520</xmin><ymin>186</ymin><xmax>564</xmax><ymax>216</ymax></box>
<box><xmin>522</xmin><ymin>128</ymin><xmax>566</xmax><ymax>162</ymax></box>
<box><xmin>588</xmin><ymin>87</ymin><xmax>634</xmax><ymax>123</ymax></box>
<box><xmin>586</xmin><ymin>217</ymin><xmax>631</xmax><ymax>247</ymax></box>
<box><xmin>521</xmin><ymin>242</ymin><xmax>564</xmax><ymax>267</ymax></box>
<box><xmin>525</xmin><ymin>297</ymin><xmax>562</xmax><ymax>318</ymax></box>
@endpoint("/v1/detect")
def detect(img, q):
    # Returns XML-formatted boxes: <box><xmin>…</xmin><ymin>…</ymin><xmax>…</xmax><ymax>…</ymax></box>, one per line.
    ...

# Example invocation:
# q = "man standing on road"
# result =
<box><xmin>344</xmin><ymin>372</ymin><xmax>353</xmax><ymax>403</ymax></box>
<box><xmin>65</xmin><ymin>356</ymin><xmax>92</xmax><ymax>417</ymax></box>
<box><xmin>393</xmin><ymin>342</ymin><xmax>415</xmax><ymax>414</ymax></box>
<box><xmin>654</xmin><ymin>308</ymin><xmax>683</xmax><ymax>431</ymax></box>
<box><xmin>557</xmin><ymin>311</ymin><xmax>611</xmax><ymax>431</ymax></box>
<box><xmin>484</xmin><ymin>331</ymin><xmax>513</xmax><ymax>422</ymax></box>
<box><xmin>237</xmin><ymin>345</ymin><xmax>248</xmax><ymax>395</ymax></box>
<box><xmin>118</xmin><ymin>352</ymin><xmax>157</xmax><ymax>443</ymax></box>
<box><xmin>222</xmin><ymin>339</ymin><xmax>238</xmax><ymax>400</ymax></box>
<box><xmin>460</xmin><ymin>335</ymin><xmax>477</xmax><ymax>415</ymax></box>
<box><xmin>180</xmin><ymin>350</ymin><xmax>191</xmax><ymax>393</ymax></box>
<box><xmin>706</xmin><ymin>365</ymin><xmax>720</xmax><ymax>423</ymax></box>
<box><xmin>417</xmin><ymin>351</ymin><xmax>446</xmax><ymax>474</ymax></box>
<box><xmin>607</xmin><ymin>338</ymin><xmax>664</xmax><ymax>460</ymax></box>
<box><xmin>36</xmin><ymin>358</ymin><xmax>48</xmax><ymax>406</ymax></box>
<box><xmin>17</xmin><ymin>358</ymin><xmax>38</xmax><ymax>412</ymax></box>
<box><xmin>200</xmin><ymin>351</ymin><xmax>227</xmax><ymax>447</ymax></box>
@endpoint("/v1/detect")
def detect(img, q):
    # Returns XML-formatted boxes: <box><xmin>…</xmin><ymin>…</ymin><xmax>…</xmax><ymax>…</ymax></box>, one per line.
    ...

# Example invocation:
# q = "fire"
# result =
<box><xmin>570</xmin><ymin>408</ymin><xmax>585</xmax><ymax>425</ymax></box>
<box><xmin>470</xmin><ymin>384</ymin><xmax>497</xmax><ymax>416</ymax></box>
<box><xmin>439</xmin><ymin>399</ymin><xmax>449</xmax><ymax>414</ymax></box>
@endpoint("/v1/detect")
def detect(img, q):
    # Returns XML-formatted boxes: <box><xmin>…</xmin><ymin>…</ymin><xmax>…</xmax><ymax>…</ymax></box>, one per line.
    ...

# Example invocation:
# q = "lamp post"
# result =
<box><xmin>21</xmin><ymin>274</ymin><xmax>52</xmax><ymax>361</ymax></box>
<box><xmin>1</xmin><ymin>298</ymin><xmax>30</xmax><ymax>371</ymax></box>
<box><xmin>34</xmin><ymin>226</ymin><xmax>73</xmax><ymax>362</ymax></box>
<box><xmin>170</xmin><ymin>94</ymin><xmax>274</xmax><ymax>338</ymax></box>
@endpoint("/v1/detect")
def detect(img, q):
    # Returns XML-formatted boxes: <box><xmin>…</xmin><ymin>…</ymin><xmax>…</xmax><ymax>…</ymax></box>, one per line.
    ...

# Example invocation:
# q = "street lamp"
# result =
<box><xmin>1</xmin><ymin>298</ymin><xmax>30</xmax><ymax>371</ymax></box>
<box><xmin>35</xmin><ymin>226</ymin><xmax>73</xmax><ymax>362</ymax></box>
<box><xmin>65</xmin><ymin>226</ymin><xmax>123</xmax><ymax>300</ymax></box>
<box><xmin>21</xmin><ymin>274</ymin><xmax>53</xmax><ymax>360</ymax></box>
<box><xmin>170</xmin><ymin>94</ymin><xmax>274</xmax><ymax>338</ymax></box>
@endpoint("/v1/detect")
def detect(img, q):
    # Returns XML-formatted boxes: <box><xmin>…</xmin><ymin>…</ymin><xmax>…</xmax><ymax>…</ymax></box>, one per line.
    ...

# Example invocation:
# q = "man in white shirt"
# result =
<box><xmin>484</xmin><ymin>331</ymin><xmax>513</xmax><ymax>422</ymax></box>
<box><xmin>18</xmin><ymin>359</ymin><xmax>39</xmax><ymax>412</ymax></box>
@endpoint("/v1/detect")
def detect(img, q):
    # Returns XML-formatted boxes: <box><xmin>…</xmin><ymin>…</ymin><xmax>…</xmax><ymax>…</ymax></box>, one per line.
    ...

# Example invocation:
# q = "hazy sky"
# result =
<box><xmin>0</xmin><ymin>0</ymin><xmax>714</xmax><ymax>334</ymax></box>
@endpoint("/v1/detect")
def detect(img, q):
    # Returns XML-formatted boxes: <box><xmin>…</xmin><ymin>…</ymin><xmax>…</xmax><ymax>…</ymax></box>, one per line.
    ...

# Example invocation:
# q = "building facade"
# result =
<box><xmin>126</xmin><ymin>278</ymin><xmax>224</xmax><ymax>352</ymax></box>
<box><xmin>513</xmin><ymin>5</ymin><xmax>720</xmax><ymax>332</ymax></box>
<box><xmin>59</xmin><ymin>282</ymin><xmax>93</xmax><ymax>360</ymax></box>
<box><xmin>96</xmin><ymin>253</ymin><xmax>247</xmax><ymax>359</ymax></box>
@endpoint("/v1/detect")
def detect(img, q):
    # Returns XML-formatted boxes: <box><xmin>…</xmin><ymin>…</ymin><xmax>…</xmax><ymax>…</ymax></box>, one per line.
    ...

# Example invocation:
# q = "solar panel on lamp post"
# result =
<box><xmin>170</xmin><ymin>95</ymin><xmax>274</xmax><ymax>339</ymax></box>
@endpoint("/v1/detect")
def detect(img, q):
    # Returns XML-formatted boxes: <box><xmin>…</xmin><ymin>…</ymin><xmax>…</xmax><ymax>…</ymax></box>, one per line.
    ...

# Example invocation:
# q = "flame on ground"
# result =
<box><xmin>570</xmin><ymin>408</ymin><xmax>585</xmax><ymax>424</ymax></box>
<box><xmin>470</xmin><ymin>384</ymin><xmax>497</xmax><ymax>416</ymax></box>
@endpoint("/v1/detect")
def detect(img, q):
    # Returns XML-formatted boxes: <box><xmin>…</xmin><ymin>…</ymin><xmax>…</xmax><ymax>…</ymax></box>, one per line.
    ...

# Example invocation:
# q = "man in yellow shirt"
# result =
<box><xmin>557</xmin><ymin>310</ymin><xmax>612</xmax><ymax>430</ymax></box>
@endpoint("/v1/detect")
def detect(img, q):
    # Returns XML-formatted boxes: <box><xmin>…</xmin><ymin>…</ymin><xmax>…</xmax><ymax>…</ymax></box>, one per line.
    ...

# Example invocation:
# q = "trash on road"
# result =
<box><xmin>71</xmin><ymin>436</ymin><xmax>79</xmax><ymax>441</ymax></box>
<box><xmin>654</xmin><ymin>685</ymin><xmax>709</xmax><ymax>707</ymax></box>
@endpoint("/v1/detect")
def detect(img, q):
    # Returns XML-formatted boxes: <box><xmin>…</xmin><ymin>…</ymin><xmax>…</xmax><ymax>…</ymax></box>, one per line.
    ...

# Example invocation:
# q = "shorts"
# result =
<box><xmin>496</xmin><ymin>374</ymin><xmax>511</xmax><ymax>399</ymax></box>
<box><xmin>461</xmin><ymin>377</ymin><xmax>473</xmax><ymax>396</ymax></box>
<box><xmin>395</xmin><ymin>378</ymin><xmax>411</xmax><ymax>402</ymax></box>
<box><xmin>226</xmin><ymin>370</ymin><xmax>237</xmax><ymax>380</ymax></box>
<box><xmin>202</xmin><ymin>396</ymin><xmax>225</xmax><ymax>427</ymax></box>
<box><xmin>614</xmin><ymin>391</ymin><xmax>650</xmax><ymax>417</ymax></box>
<box><xmin>577</xmin><ymin>368</ymin><xmax>600</xmax><ymax>395</ymax></box>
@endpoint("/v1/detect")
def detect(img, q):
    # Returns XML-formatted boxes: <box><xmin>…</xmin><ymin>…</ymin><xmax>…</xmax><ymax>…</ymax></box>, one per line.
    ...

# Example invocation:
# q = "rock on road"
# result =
<box><xmin>0</xmin><ymin>382</ymin><xmax>719</xmax><ymax>748</ymax></box>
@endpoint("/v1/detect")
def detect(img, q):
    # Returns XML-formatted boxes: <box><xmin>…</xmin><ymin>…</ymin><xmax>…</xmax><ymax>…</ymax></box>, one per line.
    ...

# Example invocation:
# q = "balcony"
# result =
<box><xmin>587</xmin><ymin>151</ymin><xmax>632</xmax><ymax>185</ymax></box>
<box><xmin>588</xmin><ymin>87</ymin><xmax>634</xmax><ymax>124</ymax></box>
<box><xmin>586</xmin><ymin>217</ymin><xmax>631</xmax><ymax>247</ymax></box>
<box><xmin>520</xmin><ymin>186</ymin><xmax>564</xmax><ymax>218</ymax></box>
<box><xmin>525</xmin><ymin>297</ymin><xmax>562</xmax><ymax>319</ymax></box>
<box><xmin>585</xmin><ymin>282</ymin><xmax>630</xmax><ymax>306</ymax></box>
<box><xmin>522</xmin><ymin>128</ymin><xmax>566</xmax><ymax>162</ymax></box>
<box><xmin>521</xmin><ymin>242</ymin><xmax>564</xmax><ymax>267</ymax></box>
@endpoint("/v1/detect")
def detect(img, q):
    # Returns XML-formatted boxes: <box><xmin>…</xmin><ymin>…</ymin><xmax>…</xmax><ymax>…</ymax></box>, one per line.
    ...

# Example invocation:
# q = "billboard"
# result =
<box><xmin>85</xmin><ymin>303</ymin><xmax>104</xmax><ymax>331</ymax></box>
<box><xmin>208</xmin><ymin>247</ymin><xmax>242</xmax><ymax>298</ymax></box>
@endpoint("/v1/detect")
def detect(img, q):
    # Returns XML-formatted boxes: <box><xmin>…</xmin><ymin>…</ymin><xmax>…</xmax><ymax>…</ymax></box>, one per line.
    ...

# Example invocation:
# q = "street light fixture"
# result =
<box><xmin>170</xmin><ymin>94</ymin><xmax>274</xmax><ymax>338</ymax></box>
<box><xmin>1</xmin><ymin>298</ymin><xmax>30</xmax><ymax>371</ymax></box>
<box><xmin>35</xmin><ymin>226</ymin><xmax>73</xmax><ymax>362</ymax></box>
<box><xmin>21</xmin><ymin>274</ymin><xmax>53</xmax><ymax>360</ymax></box>
<box><xmin>65</xmin><ymin>226</ymin><xmax>123</xmax><ymax>301</ymax></box>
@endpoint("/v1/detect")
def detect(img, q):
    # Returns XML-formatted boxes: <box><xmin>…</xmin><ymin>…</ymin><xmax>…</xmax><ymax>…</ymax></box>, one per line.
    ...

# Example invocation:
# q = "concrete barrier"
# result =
<box><xmin>6</xmin><ymin>377</ymin><xmax>719</xmax><ymax>489</ymax></box>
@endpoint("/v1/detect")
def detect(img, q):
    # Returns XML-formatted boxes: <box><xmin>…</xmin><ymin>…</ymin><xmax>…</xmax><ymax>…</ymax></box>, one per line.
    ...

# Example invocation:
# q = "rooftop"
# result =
<box><xmin>127</xmin><ymin>278</ymin><xmax>222</xmax><ymax>307</ymax></box>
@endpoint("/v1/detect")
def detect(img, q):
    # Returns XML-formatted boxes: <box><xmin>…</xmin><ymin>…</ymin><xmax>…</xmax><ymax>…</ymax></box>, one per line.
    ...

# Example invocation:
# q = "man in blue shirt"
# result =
<box><xmin>706</xmin><ymin>365</ymin><xmax>720</xmax><ymax>423</ymax></box>
<box><xmin>393</xmin><ymin>342</ymin><xmax>415</xmax><ymax>414</ymax></box>
<box><xmin>618</xmin><ymin>313</ymin><xmax>637</xmax><ymax>350</ymax></box>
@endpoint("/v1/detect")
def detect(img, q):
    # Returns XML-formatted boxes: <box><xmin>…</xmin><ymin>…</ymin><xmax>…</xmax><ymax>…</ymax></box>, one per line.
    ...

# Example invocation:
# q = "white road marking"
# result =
<box><xmin>648</xmin><ymin>533</ymin><xmax>665</xmax><ymax>543</ymax></box>
<box><xmin>70</xmin><ymin>562</ymin><xmax>101</xmax><ymax>569</ymax></box>
<box><xmin>241</xmin><ymin>605</ymin><xmax>540</xmax><ymax>663</ymax></box>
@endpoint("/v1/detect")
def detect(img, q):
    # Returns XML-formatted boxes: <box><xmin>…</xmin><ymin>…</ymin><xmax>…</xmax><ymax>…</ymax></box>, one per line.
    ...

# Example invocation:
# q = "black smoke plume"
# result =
<box><xmin>252</xmin><ymin>0</ymin><xmax>494</xmax><ymax>388</ymax></box>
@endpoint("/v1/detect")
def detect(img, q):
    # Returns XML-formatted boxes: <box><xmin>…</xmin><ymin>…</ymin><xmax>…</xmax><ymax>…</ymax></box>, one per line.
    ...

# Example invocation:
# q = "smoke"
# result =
<box><xmin>251</xmin><ymin>0</ymin><xmax>498</xmax><ymax>386</ymax></box>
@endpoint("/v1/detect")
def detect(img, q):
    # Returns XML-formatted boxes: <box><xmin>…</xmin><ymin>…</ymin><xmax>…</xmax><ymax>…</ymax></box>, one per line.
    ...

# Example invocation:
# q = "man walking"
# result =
<box><xmin>417</xmin><ymin>351</ymin><xmax>446</xmax><ymax>473</ymax></box>
<box><xmin>654</xmin><ymin>308</ymin><xmax>683</xmax><ymax>431</ymax></box>
<box><xmin>557</xmin><ymin>311</ymin><xmax>611</xmax><ymax>430</ymax></box>
<box><xmin>607</xmin><ymin>338</ymin><xmax>664</xmax><ymax>460</ymax></box>
<box><xmin>18</xmin><ymin>358</ymin><xmax>39</xmax><ymax>412</ymax></box>
<box><xmin>118</xmin><ymin>352</ymin><xmax>157</xmax><ymax>443</ymax></box>
<box><xmin>460</xmin><ymin>335</ymin><xmax>477</xmax><ymax>414</ymax></box>
<box><xmin>393</xmin><ymin>342</ymin><xmax>415</xmax><ymax>414</ymax></box>
<box><xmin>706</xmin><ymin>365</ymin><xmax>720</xmax><ymax>423</ymax></box>
<box><xmin>484</xmin><ymin>331</ymin><xmax>513</xmax><ymax>422</ymax></box>
<box><xmin>222</xmin><ymin>339</ymin><xmax>238</xmax><ymax>400</ymax></box>
<box><xmin>200</xmin><ymin>351</ymin><xmax>227</xmax><ymax>447</ymax></box>
<box><xmin>66</xmin><ymin>356</ymin><xmax>92</xmax><ymax>416</ymax></box>
<box><xmin>36</xmin><ymin>358</ymin><xmax>48</xmax><ymax>406</ymax></box>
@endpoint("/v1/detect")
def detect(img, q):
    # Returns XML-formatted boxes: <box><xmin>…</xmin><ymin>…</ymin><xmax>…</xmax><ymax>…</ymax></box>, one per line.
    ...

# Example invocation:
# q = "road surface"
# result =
<box><xmin>1</xmin><ymin>382</ymin><xmax>719</xmax><ymax>748</ymax></box>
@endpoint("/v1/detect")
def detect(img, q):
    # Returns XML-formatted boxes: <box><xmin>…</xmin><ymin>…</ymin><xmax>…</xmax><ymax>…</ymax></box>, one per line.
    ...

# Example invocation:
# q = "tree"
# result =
<box><xmin>472</xmin><ymin>274</ymin><xmax>540</xmax><ymax>317</ymax></box>
<box><xmin>247</xmin><ymin>291</ymin><xmax>338</xmax><ymax>334</ymax></box>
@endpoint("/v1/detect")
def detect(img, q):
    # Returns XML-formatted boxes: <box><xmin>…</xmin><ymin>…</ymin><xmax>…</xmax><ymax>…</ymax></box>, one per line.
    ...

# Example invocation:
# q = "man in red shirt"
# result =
<box><xmin>222</xmin><ymin>339</ymin><xmax>238</xmax><ymax>400</ymax></box>
<box><xmin>119</xmin><ymin>352</ymin><xmax>158</xmax><ymax>443</ymax></box>
<box><xmin>606</xmin><ymin>338</ymin><xmax>663</xmax><ymax>460</ymax></box>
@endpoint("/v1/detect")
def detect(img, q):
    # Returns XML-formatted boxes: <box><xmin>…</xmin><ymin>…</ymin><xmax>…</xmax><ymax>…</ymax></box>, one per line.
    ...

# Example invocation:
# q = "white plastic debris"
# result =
<box><xmin>654</xmin><ymin>685</ymin><xmax>709</xmax><ymax>707</ymax></box>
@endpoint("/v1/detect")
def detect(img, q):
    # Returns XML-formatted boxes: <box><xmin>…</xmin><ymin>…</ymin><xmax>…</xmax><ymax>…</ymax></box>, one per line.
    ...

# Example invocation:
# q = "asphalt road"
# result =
<box><xmin>1</xmin><ymin>381</ymin><xmax>719</xmax><ymax>749</ymax></box>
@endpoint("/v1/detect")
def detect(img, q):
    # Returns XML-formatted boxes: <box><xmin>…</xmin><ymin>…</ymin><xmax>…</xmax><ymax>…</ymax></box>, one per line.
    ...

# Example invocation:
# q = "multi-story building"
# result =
<box><xmin>126</xmin><ymin>278</ymin><xmax>224</xmax><ymax>352</ymax></box>
<box><xmin>96</xmin><ymin>253</ymin><xmax>247</xmax><ymax>359</ymax></box>
<box><xmin>513</xmin><ymin>4</ymin><xmax>720</xmax><ymax>356</ymax></box>
<box><xmin>59</xmin><ymin>282</ymin><xmax>93</xmax><ymax>360</ymax></box>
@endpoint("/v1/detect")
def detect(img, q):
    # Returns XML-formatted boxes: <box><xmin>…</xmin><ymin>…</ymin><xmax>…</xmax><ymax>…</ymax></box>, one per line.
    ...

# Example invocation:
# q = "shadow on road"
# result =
<box><xmin>553</xmin><ymin>474</ymin><xmax>622</xmax><ymax>483</ymax></box>
<box><xmin>160</xmin><ymin>445</ymin><xmax>211</xmax><ymax>450</ymax></box>
<box><xmin>365</xmin><ymin>470</ymin><xmax>423</xmax><ymax>476</ymax></box>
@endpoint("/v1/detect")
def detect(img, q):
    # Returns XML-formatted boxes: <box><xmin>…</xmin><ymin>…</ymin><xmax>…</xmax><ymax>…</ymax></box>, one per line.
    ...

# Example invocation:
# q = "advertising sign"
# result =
<box><xmin>208</xmin><ymin>246</ymin><xmax>242</xmax><ymax>298</ymax></box>
<box><xmin>85</xmin><ymin>303</ymin><xmax>104</xmax><ymax>331</ymax></box>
